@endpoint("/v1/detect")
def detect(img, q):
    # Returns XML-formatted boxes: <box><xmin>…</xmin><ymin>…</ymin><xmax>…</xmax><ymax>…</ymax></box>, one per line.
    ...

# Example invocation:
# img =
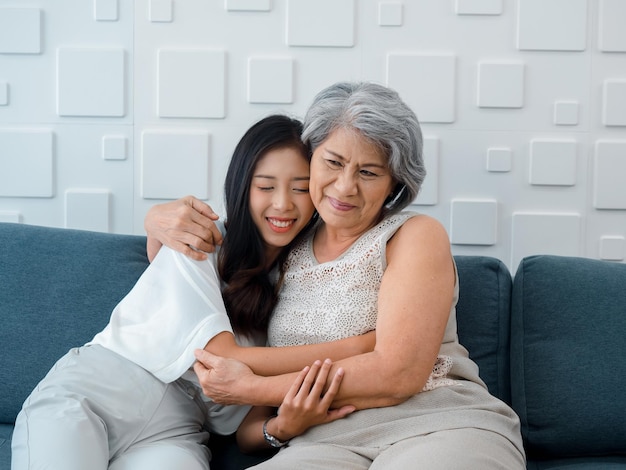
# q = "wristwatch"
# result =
<box><xmin>263</xmin><ymin>416</ymin><xmax>290</xmax><ymax>448</ymax></box>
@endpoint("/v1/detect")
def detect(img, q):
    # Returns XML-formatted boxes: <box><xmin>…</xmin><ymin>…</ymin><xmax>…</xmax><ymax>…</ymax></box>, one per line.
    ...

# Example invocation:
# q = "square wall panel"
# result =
<box><xmin>379</xmin><ymin>2</ymin><xmax>403</xmax><ymax>26</ymax></box>
<box><xmin>477</xmin><ymin>62</ymin><xmax>524</xmax><ymax>108</ymax></box>
<box><xmin>57</xmin><ymin>47</ymin><xmax>125</xmax><ymax>117</ymax></box>
<box><xmin>593</xmin><ymin>140</ymin><xmax>626</xmax><ymax>209</ymax></box>
<box><xmin>455</xmin><ymin>0</ymin><xmax>502</xmax><ymax>15</ymax></box>
<box><xmin>141</xmin><ymin>130</ymin><xmax>210</xmax><ymax>200</ymax></box>
<box><xmin>511</xmin><ymin>212</ymin><xmax>581</xmax><ymax>271</ymax></box>
<box><xmin>286</xmin><ymin>0</ymin><xmax>354</xmax><ymax>47</ymax></box>
<box><xmin>487</xmin><ymin>147</ymin><xmax>512</xmax><ymax>173</ymax></box>
<box><xmin>0</xmin><ymin>129</ymin><xmax>53</xmax><ymax>197</ymax></box>
<box><xmin>65</xmin><ymin>189</ymin><xmax>111</xmax><ymax>232</ymax></box>
<box><xmin>0</xmin><ymin>211</ymin><xmax>21</xmax><ymax>223</ymax></box>
<box><xmin>599</xmin><ymin>0</ymin><xmax>626</xmax><ymax>52</ymax></box>
<box><xmin>102</xmin><ymin>135</ymin><xmax>127</xmax><ymax>160</ymax></box>
<box><xmin>602</xmin><ymin>80</ymin><xmax>626</xmax><ymax>126</ymax></box>
<box><xmin>157</xmin><ymin>49</ymin><xmax>226</xmax><ymax>118</ymax></box>
<box><xmin>149</xmin><ymin>0</ymin><xmax>173</xmax><ymax>22</ymax></box>
<box><xmin>0</xmin><ymin>8</ymin><xmax>41</xmax><ymax>54</ymax></box>
<box><xmin>0</xmin><ymin>81</ymin><xmax>8</xmax><ymax>106</ymax></box>
<box><xmin>600</xmin><ymin>236</ymin><xmax>625</xmax><ymax>261</ymax></box>
<box><xmin>529</xmin><ymin>139</ymin><xmax>577</xmax><ymax>186</ymax></box>
<box><xmin>554</xmin><ymin>101</ymin><xmax>579</xmax><ymax>126</ymax></box>
<box><xmin>387</xmin><ymin>53</ymin><xmax>456</xmax><ymax>123</ymax></box>
<box><xmin>247</xmin><ymin>57</ymin><xmax>294</xmax><ymax>103</ymax></box>
<box><xmin>225</xmin><ymin>0</ymin><xmax>271</xmax><ymax>11</ymax></box>
<box><xmin>450</xmin><ymin>199</ymin><xmax>498</xmax><ymax>246</ymax></box>
<box><xmin>94</xmin><ymin>0</ymin><xmax>118</xmax><ymax>21</ymax></box>
<box><xmin>412</xmin><ymin>136</ymin><xmax>439</xmax><ymax>205</ymax></box>
<box><xmin>517</xmin><ymin>0</ymin><xmax>587</xmax><ymax>51</ymax></box>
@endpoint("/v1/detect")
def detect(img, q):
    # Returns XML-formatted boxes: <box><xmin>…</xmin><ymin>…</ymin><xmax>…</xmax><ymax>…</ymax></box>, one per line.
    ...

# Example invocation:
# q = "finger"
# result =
<box><xmin>295</xmin><ymin>360</ymin><xmax>323</xmax><ymax>397</ymax></box>
<box><xmin>318</xmin><ymin>367</ymin><xmax>345</xmax><ymax>408</ymax></box>
<box><xmin>326</xmin><ymin>405</ymin><xmax>356</xmax><ymax>422</ymax></box>
<box><xmin>306</xmin><ymin>359</ymin><xmax>333</xmax><ymax>398</ymax></box>
<box><xmin>194</xmin><ymin>349</ymin><xmax>218</xmax><ymax>367</ymax></box>
<box><xmin>285</xmin><ymin>365</ymin><xmax>311</xmax><ymax>401</ymax></box>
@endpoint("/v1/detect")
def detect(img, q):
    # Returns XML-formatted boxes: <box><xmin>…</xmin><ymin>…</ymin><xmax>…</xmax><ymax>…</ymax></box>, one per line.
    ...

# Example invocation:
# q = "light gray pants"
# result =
<box><xmin>12</xmin><ymin>345</ymin><xmax>211</xmax><ymax>470</ymax></box>
<box><xmin>250</xmin><ymin>427</ymin><xmax>525</xmax><ymax>470</ymax></box>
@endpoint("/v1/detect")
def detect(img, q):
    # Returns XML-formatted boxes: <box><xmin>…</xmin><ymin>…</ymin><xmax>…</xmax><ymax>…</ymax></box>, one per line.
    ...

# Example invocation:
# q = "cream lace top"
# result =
<box><xmin>269</xmin><ymin>212</ymin><xmax>454</xmax><ymax>391</ymax></box>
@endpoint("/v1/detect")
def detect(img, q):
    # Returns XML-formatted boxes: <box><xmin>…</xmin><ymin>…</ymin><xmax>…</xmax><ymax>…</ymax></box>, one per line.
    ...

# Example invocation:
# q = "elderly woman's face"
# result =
<box><xmin>309</xmin><ymin>127</ymin><xmax>395</xmax><ymax>233</ymax></box>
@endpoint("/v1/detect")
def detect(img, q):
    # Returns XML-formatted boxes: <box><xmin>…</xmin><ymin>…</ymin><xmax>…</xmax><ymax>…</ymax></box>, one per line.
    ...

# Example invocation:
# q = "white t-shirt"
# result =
<box><xmin>90</xmin><ymin>246</ymin><xmax>235</xmax><ymax>383</ymax></box>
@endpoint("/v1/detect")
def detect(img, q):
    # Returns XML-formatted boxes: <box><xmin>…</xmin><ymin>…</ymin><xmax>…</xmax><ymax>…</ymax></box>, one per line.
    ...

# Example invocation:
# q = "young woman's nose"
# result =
<box><xmin>272</xmin><ymin>188</ymin><xmax>294</xmax><ymax>210</ymax></box>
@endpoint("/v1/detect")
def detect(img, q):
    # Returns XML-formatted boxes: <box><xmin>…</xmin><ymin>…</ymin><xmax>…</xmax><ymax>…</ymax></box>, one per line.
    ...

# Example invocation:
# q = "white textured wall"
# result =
<box><xmin>0</xmin><ymin>0</ymin><xmax>625</xmax><ymax>272</ymax></box>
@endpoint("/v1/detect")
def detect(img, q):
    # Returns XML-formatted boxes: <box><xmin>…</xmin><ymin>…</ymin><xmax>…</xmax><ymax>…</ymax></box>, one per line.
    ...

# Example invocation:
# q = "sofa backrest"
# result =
<box><xmin>511</xmin><ymin>255</ymin><xmax>626</xmax><ymax>461</ymax></box>
<box><xmin>454</xmin><ymin>255</ymin><xmax>513</xmax><ymax>404</ymax></box>
<box><xmin>0</xmin><ymin>223</ymin><xmax>513</xmax><ymax>427</ymax></box>
<box><xmin>0</xmin><ymin>223</ymin><xmax>149</xmax><ymax>424</ymax></box>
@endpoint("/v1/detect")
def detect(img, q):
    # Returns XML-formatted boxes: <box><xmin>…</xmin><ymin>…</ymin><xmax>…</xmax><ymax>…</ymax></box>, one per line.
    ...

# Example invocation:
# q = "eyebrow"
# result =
<box><xmin>253</xmin><ymin>174</ymin><xmax>310</xmax><ymax>181</ymax></box>
<box><xmin>325</xmin><ymin>149</ymin><xmax>388</xmax><ymax>169</ymax></box>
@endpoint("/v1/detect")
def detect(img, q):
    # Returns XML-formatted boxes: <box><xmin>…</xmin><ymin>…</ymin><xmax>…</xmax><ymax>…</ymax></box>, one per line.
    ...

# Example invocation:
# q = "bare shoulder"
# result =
<box><xmin>387</xmin><ymin>214</ymin><xmax>451</xmax><ymax>266</ymax></box>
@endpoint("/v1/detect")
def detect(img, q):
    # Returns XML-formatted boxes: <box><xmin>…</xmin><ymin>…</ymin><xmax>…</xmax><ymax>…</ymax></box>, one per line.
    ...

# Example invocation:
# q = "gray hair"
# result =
<box><xmin>302</xmin><ymin>81</ymin><xmax>425</xmax><ymax>214</ymax></box>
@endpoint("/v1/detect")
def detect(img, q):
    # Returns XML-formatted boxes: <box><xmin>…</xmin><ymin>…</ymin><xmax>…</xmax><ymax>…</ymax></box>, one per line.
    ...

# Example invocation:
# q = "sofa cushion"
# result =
<box><xmin>0</xmin><ymin>223</ymin><xmax>149</xmax><ymax>424</ymax></box>
<box><xmin>454</xmin><ymin>255</ymin><xmax>512</xmax><ymax>404</ymax></box>
<box><xmin>511</xmin><ymin>255</ymin><xmax>626</xmax><ymax>460</ymax></box>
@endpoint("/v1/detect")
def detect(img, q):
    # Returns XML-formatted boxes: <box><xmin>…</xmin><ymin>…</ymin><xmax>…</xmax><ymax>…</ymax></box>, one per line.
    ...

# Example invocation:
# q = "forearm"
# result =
<box><xmin>227</xmin><ymin>333</ymin><xmax>374</xmax><ymax>376</ymax></box>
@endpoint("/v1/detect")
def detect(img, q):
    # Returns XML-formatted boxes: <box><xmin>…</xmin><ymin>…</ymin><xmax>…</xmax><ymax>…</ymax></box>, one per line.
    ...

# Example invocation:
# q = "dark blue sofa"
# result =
<box><xmin>1</xmin><ymin>222</ymin><xmax>625</xmax><ymax>469</ymax></box>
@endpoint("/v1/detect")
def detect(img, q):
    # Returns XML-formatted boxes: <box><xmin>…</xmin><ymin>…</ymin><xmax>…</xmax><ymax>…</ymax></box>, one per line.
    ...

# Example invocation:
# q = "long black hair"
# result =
<box><xmin>218</xmin><ymin>114</ymin><xmax>315</xmax><ymax>337</ymax></box>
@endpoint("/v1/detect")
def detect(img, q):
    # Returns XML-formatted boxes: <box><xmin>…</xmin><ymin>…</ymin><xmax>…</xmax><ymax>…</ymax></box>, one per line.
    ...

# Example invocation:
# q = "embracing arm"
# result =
<box><xmin>203</xmin><ymin>329</ymin><xmax>375</xmax><ymax>377</ymax></box>
<box><xmin>194</xmin><ymin>215</ymin><xmax>455</xmax><ymax>409</ymax></box>
<box><xmin>144</xmin><ymin>196</ymin><xmax>223</xmax><ymax>262</ymax></box>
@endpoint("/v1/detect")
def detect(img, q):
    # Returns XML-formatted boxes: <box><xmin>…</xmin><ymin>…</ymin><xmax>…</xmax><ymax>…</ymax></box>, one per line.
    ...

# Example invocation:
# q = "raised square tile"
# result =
<box><xmin>554</xmin><ymin>101</ymin><xmax>579</xmax><ymax>126</ymax></box>
<box><xmin>0</xmin><ymin>81</ymin><xmax>8</xmax><ymax>106</ymax></box>
<box><xmin>57</xmin><ymin>47</ymin><xmax>125</xmax><ymax>117</ymax></box>
<box><xmin>477</xmin><ymin>62</ymin><xmax>524</xmax><ymax>108</ymax></box>
<box><xmin>599</xmin><ymin>0</ymin><xmax>626</xmax><ymax>52</ymax></box>
<box><xmin>0</xmin><ymin>129</ymin><xmax>53</xmax><ymax>197</ymax></box>
<box><xmin>412</xmin><ymin>137</ymin><xmax>439</xmax><ymax>205</ymax></box>
<box><xmin>517</xmin><ymin>0</ymin><xmax>587</xmax><ymax>51</ymax></box>
<box><xmin>487</xmin><ymin>147</ymin><xmax>512</xmax><ymax>172</ymax></box>
<box><xmin>450</xmin><ymin>199</ymin><xmax>498</xmax><ymax>245</ymax></box>
<box><xmin>529</xmin><ymin>139</ymin><xmax>577</xmax><ymax>186</ymax></box>
<box><xmin>602</xmin><ymin>79</ymin><xmax>626</xmax><ymax>126</ymax></box>
<box><xmin>0</xmin><ymin>211</ymin><xmax>21</xmax><ymax>223</ymax></box>
<box><xmin>379</xmin><ymin>2</ymin><xmax>403</xmax><ymax>26</ymax></box>
<box><xmin>150</xmin><ymin>0</ymin><xmax>173</xmax><ymax>22</ymax></box>
<box><xmin>0</xmin><ymin>8</ymin><xmax>41</xmax><ymax>54</ymax></box>
<box><xmin>455</xmin><ymin>0</ymin><xmax>502</xmax><ymax>15</ymax></box>
<box><xmin>141</xmin><ymin>130</ymin><xmax>211</xmax><ymax>199</ymax></box>
<box><xmin>94</xmin><ymin>0</ymin><xmax>118</xmax><ymax>21</ymax></box>
<box><xmin>247</xmin><ymin>57</ymin><xmax>294</xmax><ymax>103</ymax></box>
<box><xmin>65</xmin><ymin>189</ymin><xmax>111</xmax><ymax>233</ymax></box>
<box><xmin>286</xmin><ymin>0</ymin><xmax>354</xmax><ymax>47</ymax></box>
<box><xmin>102</xmin><ymin>135</ymin><xmax>127</xmax><ymax>160</ymax></box>
<box><xmin>157</xmin><ymin>49</ymin><xmax>225</xmax><ymax>118</ymax></box>
<box><xmin>387</xmin><ymin>53</ymin><xmax>456</xmax><ymax>123</ymax></box>
<box><xmin>599</xmin><ymin>236</ymin><xmax>625</xmax><ymax>261</ymax></box>
<box><xmin>225</xmin><ymin>0</ymin><xmax>271</xmax><ymax>11</ymax></box>
<box><xmin>593</xmin><ymin>140</ymin><xmax>626</xmax><ymax>209</ymax></box>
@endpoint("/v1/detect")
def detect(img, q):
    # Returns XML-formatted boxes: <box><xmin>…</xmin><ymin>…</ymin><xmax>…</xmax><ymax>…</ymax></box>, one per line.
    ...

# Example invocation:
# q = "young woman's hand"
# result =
<box><xmin>144</xmin><ymin>196</ymin><xmax>223</xmax><ymax>261</ymax></box>
<box><xmin>271</xmin><ymin>359</ymin><xmax>355</xmax><ymax>440</ymax></box>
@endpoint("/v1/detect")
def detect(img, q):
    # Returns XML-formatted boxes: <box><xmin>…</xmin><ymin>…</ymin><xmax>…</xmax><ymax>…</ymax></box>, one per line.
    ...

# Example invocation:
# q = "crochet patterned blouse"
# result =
<box><xmin>268</xmin><ymin>211</ymin><xmax>455</xmax><ymax>391</ymax></box>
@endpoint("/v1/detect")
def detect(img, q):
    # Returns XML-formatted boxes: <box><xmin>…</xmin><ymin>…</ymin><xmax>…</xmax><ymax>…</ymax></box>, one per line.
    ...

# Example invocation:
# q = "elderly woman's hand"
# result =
<box><xmin>144</xmin><ymin>196</ymin><xmax>223</xmax><ymax>262</ymax></box>
<box><xmin>193</xmin><ymin>349</ymin><xmax>257</xmax><ymax>405</ymax></box>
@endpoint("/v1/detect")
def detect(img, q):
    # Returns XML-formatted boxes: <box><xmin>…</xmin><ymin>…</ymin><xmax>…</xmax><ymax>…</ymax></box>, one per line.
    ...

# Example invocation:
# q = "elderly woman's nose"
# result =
<box><xmin>335</xmin><ymin>171</ymin><xmax>357</xmax><ymax>194</ymax></box>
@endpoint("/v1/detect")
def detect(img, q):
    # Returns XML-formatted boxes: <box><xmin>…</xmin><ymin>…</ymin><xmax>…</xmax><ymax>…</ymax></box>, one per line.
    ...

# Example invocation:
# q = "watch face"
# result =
<box><xmin>263</xmin><ymin>417</ymin><xmax>289</xmax><ymax>447</ymax></box>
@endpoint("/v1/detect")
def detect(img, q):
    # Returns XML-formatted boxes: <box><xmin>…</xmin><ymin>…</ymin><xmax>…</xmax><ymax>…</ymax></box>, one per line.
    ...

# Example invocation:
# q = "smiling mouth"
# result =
<box><xmin>328</xmin><ymin>197</ymin><xmax>354</xmax><ymax>211</ymax></box>
<box><xmin>267</xmin><ymin>218</ymin><xmax>294</xmax><ymax>228</ymax></box>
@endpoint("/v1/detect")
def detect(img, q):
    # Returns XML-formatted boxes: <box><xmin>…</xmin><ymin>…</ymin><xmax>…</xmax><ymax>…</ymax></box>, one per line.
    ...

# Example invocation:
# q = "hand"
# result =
<box><xmin>269</xmin><ymin>359</ymin><xmax>355</xmax><ymax>441</ymax></box>
<box><xmin>193</xmin><ymin>349</ymin><xmax>255</xmax><ymax>405</ymax></box>
<box><xmin>144</xmin><ymin>196</ymin><xmax>223</xmax><ymax>261</ymax></box>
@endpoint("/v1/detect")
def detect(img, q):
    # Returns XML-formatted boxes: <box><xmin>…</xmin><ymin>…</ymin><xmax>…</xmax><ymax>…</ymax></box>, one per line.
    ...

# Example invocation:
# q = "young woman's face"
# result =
<box><xmin>249</xmin><ymin>146</ymin><xmax>315</xmax><ymax>259</ymax></box>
